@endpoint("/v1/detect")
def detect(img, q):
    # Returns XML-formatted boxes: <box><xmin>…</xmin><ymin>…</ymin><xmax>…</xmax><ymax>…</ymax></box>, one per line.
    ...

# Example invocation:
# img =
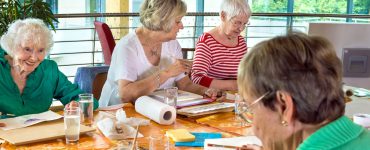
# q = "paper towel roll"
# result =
<box><xmin>135</xmin><ymin>96</ymin><xmax>176</xmax><ymax>125</ymax></box>
<box><xmin>353</xmin><ymin>113</ymin><xmax>370</xmax><ymax>129</ymax></box>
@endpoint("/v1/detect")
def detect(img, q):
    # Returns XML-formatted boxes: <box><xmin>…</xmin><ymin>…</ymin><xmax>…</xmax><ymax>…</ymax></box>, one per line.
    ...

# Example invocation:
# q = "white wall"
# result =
<box><xmin>309</xmin><ymin>23</ymin><xmax>370</xmax><ymax>89</ymax></box>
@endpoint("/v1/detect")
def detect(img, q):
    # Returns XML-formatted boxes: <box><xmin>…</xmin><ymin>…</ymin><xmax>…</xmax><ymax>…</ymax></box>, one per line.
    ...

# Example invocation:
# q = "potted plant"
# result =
<box><xmin>0</xmin><ymin>0</ymin><xmax>58</xmax><ymax>36</ymax></box>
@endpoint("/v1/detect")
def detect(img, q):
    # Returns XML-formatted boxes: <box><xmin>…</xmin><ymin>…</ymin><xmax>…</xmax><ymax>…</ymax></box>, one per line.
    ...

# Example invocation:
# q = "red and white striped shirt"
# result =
<box><xmin>191</xmin><ymin>33</ymin><xmax>247</xmax><ymax>87</ymax></box>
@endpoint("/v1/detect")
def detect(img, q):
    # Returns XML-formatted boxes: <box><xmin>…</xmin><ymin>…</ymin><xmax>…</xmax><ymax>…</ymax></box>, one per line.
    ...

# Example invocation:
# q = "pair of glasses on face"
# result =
<box><xmin>230</xmin><ymin>18</ymin><xmax>250</xmax><ymax>29</ymax></box>
<box><xmin>236</xmin><ymin>92</ymin><xmax>270</xmax><ymax>122</ymax></box>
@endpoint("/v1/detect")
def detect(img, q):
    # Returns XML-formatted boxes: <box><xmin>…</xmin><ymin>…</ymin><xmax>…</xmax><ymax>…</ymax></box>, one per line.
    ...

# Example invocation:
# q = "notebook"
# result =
<box><xmin>149</xmin><ymin>90</ymin><xmax>214</xmax><ymax>108</ymax></box>
<box><xmin>177</xmin><ymin>103</ymin><xmax>235</xmax><ymax>117</ymax></box>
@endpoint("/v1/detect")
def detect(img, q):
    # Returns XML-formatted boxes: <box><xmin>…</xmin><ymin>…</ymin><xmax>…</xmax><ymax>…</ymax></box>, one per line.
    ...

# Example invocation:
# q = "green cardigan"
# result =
<box><xmin>0</xmin><ymin>48</ymin><xmax>98</xmax><ymax>117</ymax></box>
<box><xmin>298</xmin><ymin>116</ymin><xmax>370</xmax><ymax>150</ymax></box>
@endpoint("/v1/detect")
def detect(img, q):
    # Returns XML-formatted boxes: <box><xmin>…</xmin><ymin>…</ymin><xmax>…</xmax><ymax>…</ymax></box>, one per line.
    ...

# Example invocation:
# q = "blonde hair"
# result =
<box><xmin>0</xmin><ymin>18</ymin><xmax>53</xmax><ymax>57</ymax></box>
<box><xmin>220</xmin><ymin>0</ymin><xmax>252</xmax><ymax>20</ymax></box>
<box><xmin>139</xmin><ymin>0</ymin><xmax>187</xmax><ymax>32</ymax></box>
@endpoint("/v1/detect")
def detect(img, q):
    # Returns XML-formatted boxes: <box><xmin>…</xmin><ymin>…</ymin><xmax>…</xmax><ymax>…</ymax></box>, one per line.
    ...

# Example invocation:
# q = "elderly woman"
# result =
<box><xmin>0</xmin><ymin>18</ymin><xmax>98</xmax><ymax>118</ymax></box>
<box><xmin>99</xmin><ymin>0</ymin><xmax>220</xmax><ymax>106</ymax></box>
<box><xmin>237</xmin><ymin>33</ymin><xmax>370</xmax><ymax>150</ymax></box>
<box><xmin>191</xmin><ymin>0</ymin><xmax>251</xmax><ymax>91</ymax></box>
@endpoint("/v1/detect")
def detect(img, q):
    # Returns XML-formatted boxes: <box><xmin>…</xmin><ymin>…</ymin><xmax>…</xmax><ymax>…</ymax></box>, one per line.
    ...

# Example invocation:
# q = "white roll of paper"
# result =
<box><xmin>135</xmin><ymin>96</ymin><xmax>176</xmax><ymax>125</ymax></box>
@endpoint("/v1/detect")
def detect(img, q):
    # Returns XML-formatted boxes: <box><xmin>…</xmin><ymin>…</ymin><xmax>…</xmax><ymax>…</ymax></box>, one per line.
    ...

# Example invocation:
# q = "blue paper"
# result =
<box><xmin>175</xmin><ymin>132</ymin><xmax>222</xmax><ymax>147</ymax></box>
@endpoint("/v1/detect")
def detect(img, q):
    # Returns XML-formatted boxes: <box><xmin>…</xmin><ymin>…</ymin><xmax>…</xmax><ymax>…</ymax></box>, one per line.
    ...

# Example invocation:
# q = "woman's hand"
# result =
<box><xmin>237</xmin><ymin>144</ymin><xmax>262</xmax><ymax>150</ymax></box>
<box><xmin>65</xmin><ymin>101</ymin><xmax>79</xmax><ymax>109</ymax></box>
<box><xmin>0</xmin><ymin>123</ymin><xmax>6</xmax><ymax>127</ymax></box>
<box><xmin>204</xmin><ymin>88</ymin><xmax>225</xmax><ymax>100</ymax></box>
<box><xmin>163</xmin><ymin>59</ymin><xmax>192</xmax><ymax>77</ymax></box>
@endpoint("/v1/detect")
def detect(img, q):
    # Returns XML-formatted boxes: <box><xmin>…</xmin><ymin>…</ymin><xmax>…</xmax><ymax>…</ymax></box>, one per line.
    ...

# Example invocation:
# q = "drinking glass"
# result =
<box><xmin>164</xmin><ymin>87</ymin><xmax>178</xmax><ymax>109</ymax></box>
<box><xmin>79</xmin><ymin>93</ymin><xmax>94</xmax><ymax>126</ymax></box>
<box><xmin>234</xmin><ymin>94</ymin><xmax>248</xmax><ymax>127</ymax></box>
<box><xmin>149</xmin><ymin>135</ymin><xmax>170</xmax><ymax>150</ymax></box>
<box><xmin>64</xmin><ymin>106</ymin><xmax>81</xmax><ymax>144</ymax></box>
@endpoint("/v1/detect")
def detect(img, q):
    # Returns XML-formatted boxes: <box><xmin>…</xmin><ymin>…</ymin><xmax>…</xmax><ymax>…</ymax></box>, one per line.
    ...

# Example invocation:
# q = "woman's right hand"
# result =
<box><xmin>163</xmin><ymin>59</ymin><xmax>192</xmax><ymax>77</ymax></box>
<box><xmin>65</xmin><ymin>101</ymin><xmax>79</xmax><ymax>109</ymax></box>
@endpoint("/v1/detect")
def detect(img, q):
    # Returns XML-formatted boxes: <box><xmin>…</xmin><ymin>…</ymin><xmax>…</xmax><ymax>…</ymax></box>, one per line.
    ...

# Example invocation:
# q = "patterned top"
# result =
<box><xmin>191</xmin><ymin>33</ymin><xmax>247</xmax><ymax>87</ymax></box>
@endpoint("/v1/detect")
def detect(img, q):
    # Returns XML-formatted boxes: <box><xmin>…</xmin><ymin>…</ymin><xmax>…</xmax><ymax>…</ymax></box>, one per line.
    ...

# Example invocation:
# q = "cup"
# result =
<box><xmin>353</xmin><ymin>113</ymin><xmax>370</xmax><ymax>129</ymax></box>
<box><xmin>234</xmin><ymin>95</ymin><xmax>248</xmax><ymax>127</ymax></box>
<box><xmin>64</xmin><ymin>106</ymin><xmax>81</xmax><ymax>144</ymax></box>
<box><xmin>164</xmin><ymin>87</ymin><xmax>178</xmax><ymax>109</ymax></box>
<box><xmin>79</xmin><ymin>93</ymin><xmax>94</xmax><ymax>126</ymax></box>
<box><xmin>148</xmin><ymin>135</ymin><xmax>170</xmax><ymax>150</ymax></box>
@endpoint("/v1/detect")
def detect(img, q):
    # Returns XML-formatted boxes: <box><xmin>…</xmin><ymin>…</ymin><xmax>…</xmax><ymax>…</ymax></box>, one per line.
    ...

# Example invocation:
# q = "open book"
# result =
<box><xmin>149</xmin><ymin>90</ymin><xmax>213</xmax><ymax>108</ymax></box>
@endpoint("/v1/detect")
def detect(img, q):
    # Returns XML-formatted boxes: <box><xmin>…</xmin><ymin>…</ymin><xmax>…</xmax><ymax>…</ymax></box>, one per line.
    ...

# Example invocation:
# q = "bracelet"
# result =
<box><xmin>155</xmin><ymin>72</ymin><xmax>161</xmax><ymax>88</ymax></box>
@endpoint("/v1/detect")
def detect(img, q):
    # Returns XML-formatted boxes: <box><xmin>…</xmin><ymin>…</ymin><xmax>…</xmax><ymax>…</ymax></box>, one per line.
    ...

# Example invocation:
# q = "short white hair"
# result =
<box><xmin>0</xmin><ymin>18</ymin><xmax>53</xmax><ymax>57</ymax></box>
<box><xmin>220</xmin><ymin>0</ymin><xmax>252</xmax><ymax>20</ymax></box>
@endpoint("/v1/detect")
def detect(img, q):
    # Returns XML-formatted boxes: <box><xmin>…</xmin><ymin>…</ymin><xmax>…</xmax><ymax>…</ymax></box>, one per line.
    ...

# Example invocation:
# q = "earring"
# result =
<box><xmin>281</xmin><ymin>120</ymin><xmax>288</xmax><ymax>126</ymax></box>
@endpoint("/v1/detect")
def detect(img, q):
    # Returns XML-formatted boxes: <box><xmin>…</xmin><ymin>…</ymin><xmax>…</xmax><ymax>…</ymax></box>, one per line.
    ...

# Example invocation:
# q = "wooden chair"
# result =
<box><xmin>74</xmin><ymin>65</ymin><xmax>109</xmax><ymax>100</ymax></box>
<box><xmin>92</xmin><ymin>72</ymin><xmax>108</xmax><ymax>100</ymax></box>
<box><xmin>94</xmin><ymin>21</ymin><xmax>116</xmax><ymax>65</ymax></box>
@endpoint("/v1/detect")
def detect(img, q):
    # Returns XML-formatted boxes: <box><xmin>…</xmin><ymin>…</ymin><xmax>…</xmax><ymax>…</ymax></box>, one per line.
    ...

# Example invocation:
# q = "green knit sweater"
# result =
<box><xmin>298</xmin><ymin>116</ymin><xmax>370</xmax><ymax>150</ymax></box>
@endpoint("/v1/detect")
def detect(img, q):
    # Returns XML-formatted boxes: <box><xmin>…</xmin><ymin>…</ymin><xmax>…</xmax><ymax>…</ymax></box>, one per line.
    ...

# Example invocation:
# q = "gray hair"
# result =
<box><xmin>220</xmin><ymin>0</ymin><xmax>252</xmax><ymax>20</ymax></box>
<box><xmin>238</xmin><ymin>32</ymin><xmax>344</xmax><ymax>124</ymax></box>
<box><xmin>139</xmin><ymin>0</ymin><xmax>187</xmax><ymax>32</ymax></box>
<box><xmin>0</xmin><ymin>18</ymin><xmax>53</xmax><ymax>57</ymax></box>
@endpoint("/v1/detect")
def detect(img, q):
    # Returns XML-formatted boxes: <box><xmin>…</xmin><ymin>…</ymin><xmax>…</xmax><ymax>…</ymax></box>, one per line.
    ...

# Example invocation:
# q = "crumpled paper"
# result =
<box><xmin>97</xmin><ymin>108</ymin><xmax>150</xmax><ymax>140</ymax></box>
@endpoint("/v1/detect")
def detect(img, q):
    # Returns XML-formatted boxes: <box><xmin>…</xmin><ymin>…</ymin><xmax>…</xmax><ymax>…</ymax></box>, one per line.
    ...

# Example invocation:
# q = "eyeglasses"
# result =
<box><xmin>230</xmin><ymin>18</ymin><xmax>250</xmax><ymax>29</ymax></box>
<box><xmin>236</xmin><ymin>92</ymin><xmax>270</xmax><ymax>123</ymax></box>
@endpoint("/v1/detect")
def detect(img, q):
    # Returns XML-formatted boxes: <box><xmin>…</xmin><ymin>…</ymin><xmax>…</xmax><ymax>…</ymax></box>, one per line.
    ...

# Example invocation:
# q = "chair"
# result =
<box><xmin>74</xmin><ymin>65</ymin><xmax>110</xmax><ymax>99</ymax></box>
<box><xmin>92</xmin><ymin>72</ymin><xmax>107</xmax><ymax>100</ymax></box>
<box><xmin>94</xmin><ymin>21</ymin><xmax>116</xmax><ymax>65</ymax></box>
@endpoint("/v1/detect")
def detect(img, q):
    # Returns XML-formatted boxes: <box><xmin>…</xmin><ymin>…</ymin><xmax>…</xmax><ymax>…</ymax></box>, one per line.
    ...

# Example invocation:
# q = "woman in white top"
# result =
<box><xmin>99</xmin><ymin>0</ymin><xmax>220</xmax><ymax>106</ymax></box>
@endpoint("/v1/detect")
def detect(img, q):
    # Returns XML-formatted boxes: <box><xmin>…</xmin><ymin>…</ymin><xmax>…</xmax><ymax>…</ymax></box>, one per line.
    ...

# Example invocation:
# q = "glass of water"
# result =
<box><xmin>164</xmin><ymin>87</ymin><xmax>178</xmax><ymax>109</ymax></box>
<box><xmin>234</xmin><ymin>94</ymin><xmax>248</xmax><ymax>127</ymax></box>
<box><xmin>79</xmin><ymin>93</ymin><xmax>94</xmax><ymax>126</ymax></box>
<box><xmin>64</xmin><ymin>106</ymin><xmax>81</xmax><ymax>144</ymax></box>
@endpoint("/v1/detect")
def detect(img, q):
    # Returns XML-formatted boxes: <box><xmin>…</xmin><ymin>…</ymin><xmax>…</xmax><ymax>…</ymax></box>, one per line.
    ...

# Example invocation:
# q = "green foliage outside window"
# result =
<box><xmin>251</xmin><ymin>0</ymin><xmax>369</xmax><ymax>14</ymax></box>
<box><xmin>0</xmin><ymin>0</ymin><xmax>58</xmax><ymax>36</ymax></box>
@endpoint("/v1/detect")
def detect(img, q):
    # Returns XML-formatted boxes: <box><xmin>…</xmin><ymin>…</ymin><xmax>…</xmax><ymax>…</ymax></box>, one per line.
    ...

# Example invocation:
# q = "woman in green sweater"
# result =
<box><xmin>237</xmin><ymin>32</ymin><xmax>370</xmax><ymax>150</ymax></box>
<box><xmin>0</xmin><ymin>18</ymin><xmax>98</xmax><ymax>120</ymax></box>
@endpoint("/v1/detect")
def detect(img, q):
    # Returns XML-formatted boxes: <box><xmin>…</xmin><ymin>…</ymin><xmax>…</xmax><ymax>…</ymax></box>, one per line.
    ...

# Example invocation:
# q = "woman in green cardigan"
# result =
<box><xmin>237</xmin><ymin>32</ymin><xmax>370</xmax><ymax>150</ymax></box>
<box><xmin>0</xmin><ymin>18</ymin><xmax>99</xmax><ymax>121</ymax></box>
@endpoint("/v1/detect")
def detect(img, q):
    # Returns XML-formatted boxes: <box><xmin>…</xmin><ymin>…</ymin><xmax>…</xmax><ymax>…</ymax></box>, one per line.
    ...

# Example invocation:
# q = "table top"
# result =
<box><xmin>1</xmin><ymin>103</ymin><xmax>252</xmax><ymax>150</ymax></box>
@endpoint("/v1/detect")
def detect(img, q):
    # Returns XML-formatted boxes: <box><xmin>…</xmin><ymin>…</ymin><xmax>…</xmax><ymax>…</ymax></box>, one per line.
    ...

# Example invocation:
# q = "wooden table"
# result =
<box><xmin>1</xmin><ymin>103</ymin><xmax>252</xmax><ymax>149</ymax></box>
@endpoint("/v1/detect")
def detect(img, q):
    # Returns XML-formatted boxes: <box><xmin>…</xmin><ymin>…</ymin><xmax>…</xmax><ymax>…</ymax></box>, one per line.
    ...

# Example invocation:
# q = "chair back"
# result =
<box><xmin>94</xmin><ymin>21</ymin><xmax>116</xmax><ymax>65</ymax></box>
<box><xmin>92</xmin><ymin>72</ymin><xmax>108</xmax><ymax>100</ymax></box>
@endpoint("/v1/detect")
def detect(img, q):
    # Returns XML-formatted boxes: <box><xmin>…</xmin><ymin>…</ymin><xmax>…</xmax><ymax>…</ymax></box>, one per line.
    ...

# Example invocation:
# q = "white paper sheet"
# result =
<box><xmin>204</xmin><ymin>136</ymin><xmax>262</xmax><ymax>150</ymax></box>
<box><xmin>0</xmin><ymin>110</ymin><xmax>62</xmax><ymax>131</ymax></box>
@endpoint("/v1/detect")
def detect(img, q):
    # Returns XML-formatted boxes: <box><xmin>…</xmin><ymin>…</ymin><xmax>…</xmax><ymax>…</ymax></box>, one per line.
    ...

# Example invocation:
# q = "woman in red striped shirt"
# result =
<box><xmin>191</xmin><ymin>0</ymin><xmax>251</xmax><ymax>91</ymax></box>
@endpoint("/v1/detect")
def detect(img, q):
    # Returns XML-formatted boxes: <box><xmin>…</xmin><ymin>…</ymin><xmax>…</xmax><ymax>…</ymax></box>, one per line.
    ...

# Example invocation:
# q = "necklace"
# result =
<box><xmin>150</xmin><ymin>45</ymin><xmax>160</xmax><ymax>56</ymax></box>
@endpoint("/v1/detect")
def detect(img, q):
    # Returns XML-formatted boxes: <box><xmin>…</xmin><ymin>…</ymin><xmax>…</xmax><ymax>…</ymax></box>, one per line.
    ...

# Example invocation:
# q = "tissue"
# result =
<box><xmin>116</xmin><ymin>109</ymin><xmax>150</xmax><ymax>126</ymax></box>
<box><xmin>135</xmin><ymin>96</ymin><xmax>176</xmax><ymax>125</ymax></box>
